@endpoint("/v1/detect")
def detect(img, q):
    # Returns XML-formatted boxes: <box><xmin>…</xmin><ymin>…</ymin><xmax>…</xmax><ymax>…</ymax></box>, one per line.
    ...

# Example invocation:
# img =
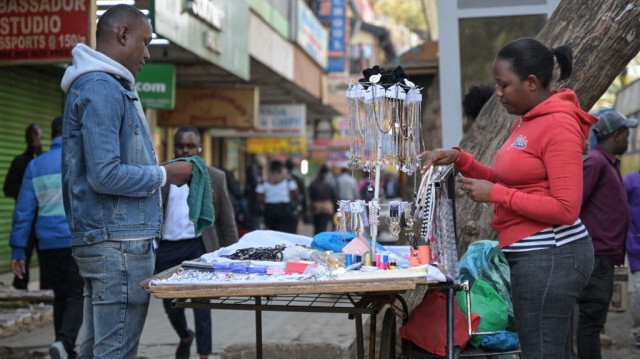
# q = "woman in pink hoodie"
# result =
<box><xmin>421</xmin><ymin>38</ymin><xmax>598</xmax><ymax>359</ymax></box>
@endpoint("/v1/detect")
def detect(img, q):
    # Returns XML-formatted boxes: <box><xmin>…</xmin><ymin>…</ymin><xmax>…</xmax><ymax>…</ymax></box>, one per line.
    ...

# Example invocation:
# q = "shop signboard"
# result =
<box><xmin>0</xmin><ymin>0</ymin><xmax>90</xmax><ymax>63</ymax></box>
<box><xmin>317</xmin><ymin>0</ymin><xmax>346</xmax><ymax>72</ymax></box>
<box><xmin>209</xmin><ymin>104</ymin><xmax>306</xmax><ymax>137</ymax></box>
<box><xmin>256</xmin><ymin>104</ymin><xmax>306</xmax><ymax>136</ymax></box>
<box><xmin>294</xmin><ymin>0</ymin><xmax>327</xmax><ymax>69</ymax></box>
<box><xmin>247</xmin><ymin>137</ymin><xmax>306</xmax><ymax>154</ymax></box>
<box><xmin>157</xmin><ymin>87</ymin><xmax>258</xmax><ymax>128</ymax></box>
<box><xmin>152</xmin><ymin>0</ymin><xmax>249</xmax><ymax>80</ymax></box>
<box><xmin>135</xmin><ymin>64</ymin><xmax>176</xmax><ymax>110</ymax></box>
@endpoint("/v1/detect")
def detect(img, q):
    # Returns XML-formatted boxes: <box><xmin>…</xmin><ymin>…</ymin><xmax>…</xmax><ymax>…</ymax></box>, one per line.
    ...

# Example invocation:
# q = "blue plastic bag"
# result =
<box><xmin>480</xmin><ymin>330</ymin><xmax>519</xmax><ymax>352</ymax></box>
<box><xmin>311</xmin><ymin>231</ymin><xmax>385</xmax><ymax>253</ymax></box>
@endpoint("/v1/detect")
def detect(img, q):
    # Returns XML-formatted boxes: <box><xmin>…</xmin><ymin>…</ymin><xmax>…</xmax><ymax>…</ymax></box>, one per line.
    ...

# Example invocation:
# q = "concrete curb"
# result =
<box><xmin>220</xmin><ymin>343</ymin><xmax>348</xmax><ymax>359</ymax></box>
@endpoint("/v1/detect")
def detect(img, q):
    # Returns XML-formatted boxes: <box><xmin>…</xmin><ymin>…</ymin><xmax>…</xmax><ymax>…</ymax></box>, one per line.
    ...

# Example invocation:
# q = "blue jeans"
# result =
<box><xmin>505</xmin><ymin>238</ymin><xmax>593</xmax><ymax>359</ymax></box>
<box><xmin>73</xmin><ymin>239</ymin><xmax>155</xmax><ymax>359</ymax></box>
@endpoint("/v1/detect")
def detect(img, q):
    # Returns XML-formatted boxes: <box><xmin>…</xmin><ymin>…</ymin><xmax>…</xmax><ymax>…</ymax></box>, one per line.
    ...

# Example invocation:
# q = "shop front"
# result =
<box><xmin>148</xmin><ymin>0</ymin><xmax>252</xmax><ymax>177</ymax></box>
<box><xmin>0</xmin><ymin>0</ymin><xmax>93</xmax><ymax>268</ymax></box>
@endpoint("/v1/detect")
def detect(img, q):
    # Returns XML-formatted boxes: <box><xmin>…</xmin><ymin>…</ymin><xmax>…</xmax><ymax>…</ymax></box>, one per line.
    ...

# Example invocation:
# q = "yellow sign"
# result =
<box><xmin>247</xmin><ymin>137</ymin><xmax>306</xmax><ymax>154</ymax></box>
<box><xmin>157</xmin><ymin>87</ymin><xmax>258</xmax><ymax>128</ymax></box>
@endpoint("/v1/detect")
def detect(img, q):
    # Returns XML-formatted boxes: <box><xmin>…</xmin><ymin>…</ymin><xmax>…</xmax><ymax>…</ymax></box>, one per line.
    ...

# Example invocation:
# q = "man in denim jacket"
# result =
<box><xmin>60</xmin><ymin>5</ymin><xmax>192</xmax><ymax>359</ymax></box>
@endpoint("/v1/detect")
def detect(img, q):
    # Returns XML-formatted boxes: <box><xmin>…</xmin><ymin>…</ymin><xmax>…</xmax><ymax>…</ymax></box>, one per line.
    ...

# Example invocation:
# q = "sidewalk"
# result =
<box><xmin>0</xmin><ymin>257</ymin><xmax>357</xmax><ymax>359</ymax></box>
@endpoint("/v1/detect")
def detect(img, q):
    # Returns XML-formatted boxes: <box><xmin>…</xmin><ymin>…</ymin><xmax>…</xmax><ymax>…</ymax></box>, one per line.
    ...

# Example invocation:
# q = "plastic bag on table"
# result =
<box><xmin>311</xmin><ymin>231</ymin><xmax>387</xmax><ymax>253</ymax></box>
<box><xmin>281</xmin><ymin>245</ymin><xmax>327</xmax><ymax>263</ymax></box>
<box><xmin>311</xmin><ymin>231</ymin><xmax>356</xmax><ymax>252</ymax></box>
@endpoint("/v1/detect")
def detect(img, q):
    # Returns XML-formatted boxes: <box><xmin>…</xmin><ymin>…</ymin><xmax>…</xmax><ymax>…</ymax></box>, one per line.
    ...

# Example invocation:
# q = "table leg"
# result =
<box><xmin>392</xmin><ymin>294</ymin><xmax>409</xmax><ymax>355</ymax></box>
<box><xmin>369</xmin><ymin>311</ymin><xmax>377</xmax><ymax>359</ymax></box>
<box><xmin>446</xmin><ymin>286</ymin><xmax>454</xmax><ymax>359</ymax></box>
<box><xmin>255</xmin><ymin>296</ymin><xmax>263</xmax><ymax>359</ymax></box>
<box><xmin>355</xmin><ymin>313</ymin><xmax>364</xmax><ymax>359</ymax></box>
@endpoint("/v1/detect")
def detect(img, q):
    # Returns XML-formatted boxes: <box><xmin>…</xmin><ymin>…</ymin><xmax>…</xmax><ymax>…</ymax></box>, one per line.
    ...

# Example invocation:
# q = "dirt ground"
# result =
<box><xmin>601</xmin><ymin>309</ymin><xmax>638</xmax><ymax>359</ymax></box>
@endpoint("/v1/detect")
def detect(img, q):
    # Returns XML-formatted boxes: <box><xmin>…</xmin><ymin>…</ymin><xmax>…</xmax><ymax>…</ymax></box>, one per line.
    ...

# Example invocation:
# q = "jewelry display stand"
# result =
<box><xmin>340</xmin><ymin>68</ymin><xmax>423</xmax><ymax>259</ymax></box>
<box><xmin>337</xmin><ymin>67</ymin><xmax>459</xmax><ymax>279</ymax></box>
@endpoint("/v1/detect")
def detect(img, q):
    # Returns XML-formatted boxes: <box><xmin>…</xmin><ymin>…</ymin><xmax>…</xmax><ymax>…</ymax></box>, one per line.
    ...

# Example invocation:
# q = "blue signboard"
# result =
<box><xmin>317</xmin><ymin>0</ymin><xmax>346</xmax><ymax>72</ymax></box>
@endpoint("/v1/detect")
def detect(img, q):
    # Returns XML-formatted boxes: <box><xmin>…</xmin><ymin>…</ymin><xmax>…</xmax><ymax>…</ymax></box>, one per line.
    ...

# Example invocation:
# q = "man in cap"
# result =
<box><xmin>577</xmin><ymin>111</ymin><xmax>638</xmax><ymax>359</ymax></box>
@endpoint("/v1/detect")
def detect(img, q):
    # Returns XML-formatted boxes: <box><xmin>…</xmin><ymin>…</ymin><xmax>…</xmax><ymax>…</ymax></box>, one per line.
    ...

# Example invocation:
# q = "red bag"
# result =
<box><xmin>399</xmin><ymin>290</ymin><xmax>480</xmax><ymax>356</ymax></box>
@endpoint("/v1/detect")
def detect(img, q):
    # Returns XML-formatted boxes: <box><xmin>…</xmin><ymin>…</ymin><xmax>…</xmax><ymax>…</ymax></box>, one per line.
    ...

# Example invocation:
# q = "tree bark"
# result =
<box><xmin>455</xmin><ymin>0</ymin><xmax>640</xmax><ymax>255</ymax></box>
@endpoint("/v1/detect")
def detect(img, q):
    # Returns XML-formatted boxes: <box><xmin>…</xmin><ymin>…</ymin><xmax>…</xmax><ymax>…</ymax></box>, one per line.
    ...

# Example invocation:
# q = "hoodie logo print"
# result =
<box><xmin>510</xmin><ymin>135</ymin><xmax>527</xmax><ymax>150</ymax></box>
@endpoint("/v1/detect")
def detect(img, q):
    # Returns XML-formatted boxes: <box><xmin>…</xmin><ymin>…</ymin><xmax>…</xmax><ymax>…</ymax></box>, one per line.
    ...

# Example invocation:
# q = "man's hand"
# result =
<box><xmin>164</xmin><ymin>162</ymin><xmax>193</xmax><ymax>186</ymax></box>
<box><xmin>11</xmin><ymin>259</ymin><xmax>26</xmax><ymax>280</ymax></box>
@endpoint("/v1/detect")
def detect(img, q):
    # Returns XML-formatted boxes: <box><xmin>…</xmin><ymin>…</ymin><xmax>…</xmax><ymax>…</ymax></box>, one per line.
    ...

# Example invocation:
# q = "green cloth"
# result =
<box><xmin>169</xmin><ymin>156</ymin><xmax>215</xmax><ymax>237</ymax></box>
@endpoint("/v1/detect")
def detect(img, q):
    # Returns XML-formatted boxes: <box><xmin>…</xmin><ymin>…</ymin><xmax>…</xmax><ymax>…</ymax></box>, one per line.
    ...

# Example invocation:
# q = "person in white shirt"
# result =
<box><xmin>256</xmin><ymin>160</ymin><xmax>298</xmax><ymax>233</ymax></box>
<box><xmin>156</xmin><ymin>126</ymin><xmax>238</xmax><ymax>359</ymax></box>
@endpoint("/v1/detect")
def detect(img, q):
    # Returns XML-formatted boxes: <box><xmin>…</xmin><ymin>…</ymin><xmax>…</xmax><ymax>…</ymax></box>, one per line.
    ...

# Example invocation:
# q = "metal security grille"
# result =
<box><xmin>0</xmin><ymin>65</ymin><xmax>65</xmax><ymax>271</ymax></box>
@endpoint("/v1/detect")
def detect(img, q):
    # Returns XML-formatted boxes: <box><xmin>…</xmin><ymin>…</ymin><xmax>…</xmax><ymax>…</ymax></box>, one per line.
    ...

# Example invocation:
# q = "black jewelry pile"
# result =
<box><xmin>222</xmin><ymin>245</ymin><xmax>286</xmax><ymax>261</ymax></box>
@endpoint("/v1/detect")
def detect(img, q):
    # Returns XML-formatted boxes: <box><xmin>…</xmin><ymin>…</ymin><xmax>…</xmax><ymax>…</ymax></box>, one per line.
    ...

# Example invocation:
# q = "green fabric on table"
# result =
<box><xmin>169</xmin><ymin>156</ymin><xmax>215</xmax><ymax>236</ymax></box>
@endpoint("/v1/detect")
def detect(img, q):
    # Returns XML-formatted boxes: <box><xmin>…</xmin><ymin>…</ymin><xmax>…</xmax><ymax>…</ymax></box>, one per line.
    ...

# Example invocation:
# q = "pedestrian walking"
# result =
<box><xmin>245</xmin><ymin>159</ymin><xmax>264</xmax><ymax>230</ymax></box>
<box><xmin>156</xmin><ymin>126</ymin><xmax>238</xmax><ymax>359</ymax></box>
<box><xmin>309</xmin><ymin>165</ymin><xmax>337</xmax><ymax>235</ymax></box>
<box><xmin>256</xmin><ymin>160</ymin><xmax>298</xmax><ymax>234</ymax></box>
<box><xmin>4</xmin><ymin>123</ymin><xmax>43</xmax><ymax>290</ymax></box>
<box><xmin>286</xmin><ymin>158</ymin><xmax>308</xmax><ymax>226</ymax></box>
<box><xmin>10</xmin><ymin>117</ymin><xmax>83</xmax><ymax>359</ymax></box>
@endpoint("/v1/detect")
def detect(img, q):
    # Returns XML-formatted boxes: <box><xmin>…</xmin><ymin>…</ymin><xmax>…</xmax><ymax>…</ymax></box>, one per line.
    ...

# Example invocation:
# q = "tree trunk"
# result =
<box><xmin>455</xmin><ymin>0</ymin><xmax>640</xmax><ymax>255</ymax></box>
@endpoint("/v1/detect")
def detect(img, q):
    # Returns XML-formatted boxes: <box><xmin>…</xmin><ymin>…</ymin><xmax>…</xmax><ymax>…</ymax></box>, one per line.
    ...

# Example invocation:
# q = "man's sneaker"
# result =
<box><xmin>176</xmin><ymin>329</ymin><xmax>195</xmax><ymax>359</ymax></box>
<box><xmin>49</xmin><ymin>341</ymin><xmax>68</xmax><ymax>359</ymax></box>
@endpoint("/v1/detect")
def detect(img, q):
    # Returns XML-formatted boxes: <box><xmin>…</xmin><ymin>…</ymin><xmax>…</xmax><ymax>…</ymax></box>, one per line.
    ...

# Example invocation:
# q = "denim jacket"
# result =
<box><xmin>61</xmin><ymin>44</ymin><xmax>164</xmax><ymax>246</ymax></box>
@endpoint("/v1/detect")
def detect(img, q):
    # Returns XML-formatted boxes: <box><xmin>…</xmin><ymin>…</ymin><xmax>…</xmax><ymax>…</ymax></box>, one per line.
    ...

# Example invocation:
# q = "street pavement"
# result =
<box><xmin>1</xmin><ymin>222</ymin><xmax>639</xmax><ymax>359</ymax></box>
<box><xmin>0</xmin><ymin>224</ymin><xmax>358</xmax><ymax>359</ymax></box>
<box><xmin>0</xmin><ymin>271</ymin><xmax>356</xmax><ymax>359</ymax></box>
<box><xmin>1</xmin><ymin>273</ymin><xmax>639</xmax><ymax>359</ymax></box>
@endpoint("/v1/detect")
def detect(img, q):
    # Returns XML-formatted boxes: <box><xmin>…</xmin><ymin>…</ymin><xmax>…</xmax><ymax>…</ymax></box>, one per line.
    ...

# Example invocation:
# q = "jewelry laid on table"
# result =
<box><xmin>388</xmin><ymin>201</ymin><xmax>401</xmax><ymax>236</ymax></box>
<box><xmin>402</xmin><ymin>201</ymin><xmax>414</xmax><ymax>230</ymax></box>
<box><xmin>223</xmin><ymin>245</ymin><xmax>286</xmax><ymax>261</ymax></box>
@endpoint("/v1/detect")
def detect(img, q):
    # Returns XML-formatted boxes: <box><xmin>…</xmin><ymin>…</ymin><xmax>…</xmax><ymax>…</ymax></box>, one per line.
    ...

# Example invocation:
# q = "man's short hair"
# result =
<box><xmin>96</xmin><ymin>4</ymin><xmax>148</xmax><ymax>41</ymax></box>
<box><xmin>270</xmin><ymin>160</ymin><xmax>284</xmax><ymax>173</ymax></box>
<box><xmin>175</xmin><ymin>126</ymin><xmax>201</xmax><ymax>140</ymax></box>
<box><xmin>25</xmin><ymin>123</ymin><xmax>40</xmax><ymax>136</ymax></box>
<box><xmin>51</xmin><ymin>116</ymin><xmax>63</xmax><ymax>137</ymax></box>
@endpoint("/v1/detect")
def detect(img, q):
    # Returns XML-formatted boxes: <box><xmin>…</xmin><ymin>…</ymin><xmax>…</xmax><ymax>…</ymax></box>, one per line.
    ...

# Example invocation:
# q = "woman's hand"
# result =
<box><xmin>418</xmin><ymin>148</ymin><xmax>461</xmax><ymax>174</ymax></box>
<box><xmin>457</xmin><ymin>176</ymin><xmax>493</xmax><ymax>203</ymax></box>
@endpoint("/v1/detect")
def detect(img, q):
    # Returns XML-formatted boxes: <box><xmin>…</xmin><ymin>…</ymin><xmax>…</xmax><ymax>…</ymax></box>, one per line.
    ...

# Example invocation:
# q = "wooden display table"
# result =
<box><xmin>142</xmin><ymin>266</ymin><xmax>459</xmax><ymax>359</ymax></box>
